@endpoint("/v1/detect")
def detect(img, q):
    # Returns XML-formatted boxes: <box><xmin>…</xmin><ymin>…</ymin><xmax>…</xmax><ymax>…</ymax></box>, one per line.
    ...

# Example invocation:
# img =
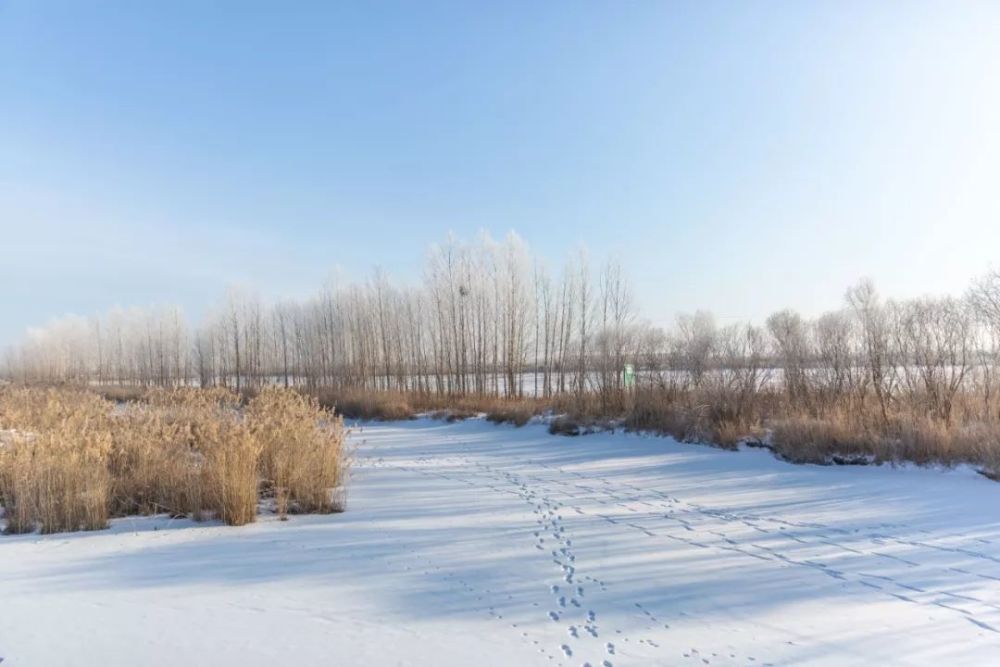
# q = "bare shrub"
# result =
<box><xmin>549</xmin><ymin>417</ymin><xmax>581</xmax><ymax>436</ymax></box>
<box><xmin>714</xmin><ymin>420</ymin><xmax>748</xmax><ymax>450</ymax></box>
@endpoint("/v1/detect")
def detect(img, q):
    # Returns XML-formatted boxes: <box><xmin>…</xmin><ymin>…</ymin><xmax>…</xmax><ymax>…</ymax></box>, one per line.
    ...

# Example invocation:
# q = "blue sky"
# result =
<box><xmin>2</xmin><ymin>1</ymin><xmax>999</xmax><ymax>345</ymax></box>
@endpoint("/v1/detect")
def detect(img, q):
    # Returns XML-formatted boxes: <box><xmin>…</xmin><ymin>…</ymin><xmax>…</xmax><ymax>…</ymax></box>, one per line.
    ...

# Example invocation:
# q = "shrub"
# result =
<box><xmin>549</xmin><ymin>417</ymin><xmax>581</xmax><ymax>437</ymax></box>
<box><xmin>486</xmin><ymin>401</ymin><xmax>536</xmax><ymax>427</ymax></box>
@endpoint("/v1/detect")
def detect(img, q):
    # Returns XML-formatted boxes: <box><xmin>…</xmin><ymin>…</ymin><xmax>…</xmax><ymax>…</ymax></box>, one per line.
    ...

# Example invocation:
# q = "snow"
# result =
<box><xmin>3</xmin><ymin>418</ymin><xmax>1000</xmax><ymax>666</ymax></box>
<box><xmin>0</xmin><ymin>429</ymin><xmax>28</xmax><ymax>448</ymax></box>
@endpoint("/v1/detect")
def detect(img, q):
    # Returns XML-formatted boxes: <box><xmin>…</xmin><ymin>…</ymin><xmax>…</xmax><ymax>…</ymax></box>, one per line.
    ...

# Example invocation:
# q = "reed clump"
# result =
<box><xmin>0</xmin><ymin>389</ymin><xmax>112</xmax><ymax>534</ymax></box>
<box><xmin>0</xmin><ymin>387</ymin><xmax>348</xmax><ymax>535</ymax></box>
<box><xmin>251</xmin><ymin>389</ymin><xmax>345</xmax><ymax>518</ymax></box>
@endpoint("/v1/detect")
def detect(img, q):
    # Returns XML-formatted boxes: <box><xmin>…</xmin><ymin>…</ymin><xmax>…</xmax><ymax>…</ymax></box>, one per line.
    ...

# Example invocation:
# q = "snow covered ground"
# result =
<box><xmin>3</xmin><ymin>418</ymin><xmax>1000</xmax><ymax>666</ymax></box>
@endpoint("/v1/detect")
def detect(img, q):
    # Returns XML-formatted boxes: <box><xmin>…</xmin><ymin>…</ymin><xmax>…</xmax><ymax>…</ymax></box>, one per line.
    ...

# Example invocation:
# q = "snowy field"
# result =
<box><xmin>3</xmin><ymin>419</ymin><xmax>1000</xmax><ymax>666</ymax></box>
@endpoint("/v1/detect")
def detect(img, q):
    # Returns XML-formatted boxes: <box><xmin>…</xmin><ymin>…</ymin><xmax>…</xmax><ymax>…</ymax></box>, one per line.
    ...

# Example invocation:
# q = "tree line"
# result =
<box><xmin>4</xmin><ymin>233</ymin><xmax>1000</xmax><ymax>429</ymax></box>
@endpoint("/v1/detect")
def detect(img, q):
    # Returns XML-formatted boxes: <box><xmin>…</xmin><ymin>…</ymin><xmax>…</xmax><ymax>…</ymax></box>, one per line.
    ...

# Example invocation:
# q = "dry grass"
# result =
<box><xmin>410</xmin><ymin>392</ymin><xmax>548</xmax><ymax>425</ymax></box>
<box><xmin>625</xmin><ymin>389</ymin><xmax>760</xmax><ymax>449</ymax></box>
<box><xmin>251</xmin><ymin>389</ymin><xmax>345</xmax><ymax>517</ymax></box>
<box><xmin>485</xmin><ymin>400</ymin><xmax>537</xmax><ymax>427</ymax></box>
<box><xmin>622</xmin><ymin>385</ymin><xmax>1000</xmax><ymax>474</ymax></box>
<box><xmin>7</xmin><ymin>380</ymin><xmax>1000</xmax><ymax>530</ymax></box>
<box><xmin>770</xmin><ymin>415</ymin><xmax>881</xmax><ymax>464</ymax></box>
<box><xmin>197</xmin><ymin>399</ymin><xmax>260</xmax><ymax>526</ymax></box>
<box><xmin>314</xmin><ymin>389</ymin><xmax>415</xmax><ymax>421</ymax></box>
<box><xmin>0</xmin><ymin>387</ymin><xmax>347</xmax><ymax>535</ymax></box>
<box><xmin>0</xmin><ymin>389</ymin><xmax>112</xmax><ymax>533</ymax></box>
<box><xmin>311</xmin><ymin>388</ymin><xmax>550</xmax><ymax>426</ymax></box>
<box><xmin>93</xmin><ymin>385</ymin><xmax>149</xmax><ymax>403</ymax></box>
<box><xmin>786</xmin><ymin>414</ymin><xmax>998</xmax><ymax>471</ymax></box>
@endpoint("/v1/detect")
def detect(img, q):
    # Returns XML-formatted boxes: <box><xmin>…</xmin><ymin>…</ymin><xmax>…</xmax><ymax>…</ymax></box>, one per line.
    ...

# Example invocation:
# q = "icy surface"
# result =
<box><xmin>3</xmin><ymin>418</ymin><xmax>1000</xmax><ymax>665</ymax></box>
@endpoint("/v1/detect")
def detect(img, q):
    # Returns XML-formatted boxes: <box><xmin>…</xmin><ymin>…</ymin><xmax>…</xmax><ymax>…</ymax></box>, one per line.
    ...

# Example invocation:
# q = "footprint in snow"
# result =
<box><xmin>560</xmin><ymin>644</ymin><xmax>573</xmax><ymax>657</ymax></box>
<box><xmin>548</xmin><ymin>611</ymin><xmax>561</xmax><ymax>621</ymax></box>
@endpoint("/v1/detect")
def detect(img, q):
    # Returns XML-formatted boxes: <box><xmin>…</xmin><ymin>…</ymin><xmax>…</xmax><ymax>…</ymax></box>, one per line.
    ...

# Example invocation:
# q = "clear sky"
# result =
<box><xmin>2</xmin><ymin>1</ymin><xmax>999</xmax><ymax>345</ymax></box>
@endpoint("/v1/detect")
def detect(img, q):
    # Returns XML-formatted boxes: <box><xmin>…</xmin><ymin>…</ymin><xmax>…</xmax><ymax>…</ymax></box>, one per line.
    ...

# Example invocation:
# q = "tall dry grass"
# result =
<box><xmin>251</xmin><ymin>389</ymin><xmax>345</xmax><ymax>517</ymax></box>
<box><xmin>0</xmin><ymin>387</ymin><xmax>347</xmax><ymax>535</ymax></box>
<box><xmin>627</xmin><ymin>385</ymin><xmax>1000</xmax><ymax>475</ymax></box>
<box><xmin>770</xmin><ymin>409</ymin><xmax>1000</xmax><ymax>470</ymax></box>
<box><xmin>0</xmin><ymin>389</ymin><xmax>112</xmax><ymax>533</ymax></box>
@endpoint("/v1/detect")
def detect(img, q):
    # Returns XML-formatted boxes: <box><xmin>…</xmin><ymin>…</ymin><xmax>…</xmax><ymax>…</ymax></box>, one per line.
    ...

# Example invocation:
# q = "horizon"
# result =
<box><xmin>4</xmin><ymin>1</ymin><xmax>1000</xmax><ymax>346</ymax></box>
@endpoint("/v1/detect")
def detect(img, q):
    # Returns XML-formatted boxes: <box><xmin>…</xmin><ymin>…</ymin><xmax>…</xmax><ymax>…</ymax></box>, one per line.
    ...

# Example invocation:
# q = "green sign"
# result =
<box><xmin>623</xmin><ymin>363</ymin><xmax>636</xmax><ymax>388</ymax></box>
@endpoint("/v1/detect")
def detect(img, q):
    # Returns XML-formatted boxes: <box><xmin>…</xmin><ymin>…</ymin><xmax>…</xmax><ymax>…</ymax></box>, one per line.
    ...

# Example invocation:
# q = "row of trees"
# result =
<box><xmin>4</xmin><ymin>233</ymin><xmax>1000</xmax><ymax>426</ymax></box>
<box><xmin>3</xmin><ymin>234</ymin><xmax>643</xmax><ymax>401</ymax></box>
<box><xmin>641</xmin><ymin>280</ymin><xmax>1000</xmax><ymax>428</ymax></box>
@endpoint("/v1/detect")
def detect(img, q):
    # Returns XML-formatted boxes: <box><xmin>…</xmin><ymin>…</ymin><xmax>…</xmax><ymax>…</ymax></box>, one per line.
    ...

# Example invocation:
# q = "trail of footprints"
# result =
<box><xmin>367</xmin><ymin>455</ymin><xmax>569</xmax><ymax>662</ymax></box>
<box><xmin>505</xmin><ymin>465</ymin><xmax>610</xmax><ymax>665</ymax></box>
<box><xmin>386</xmin><ymin>442</ymin><xmax>782</xmax><ymax>664</ymax></box>
<box><xmin>472</xmin><ymin>456</ymin><xmax>760</xmax><ymax>665</ymax></box>
<box><xmin>369</xmin><ymin>452</ymin><xmax>609</xmax><ymax>664</ymax></box>
<box><xmin>365</xmin><ymin>432</ymin><xmax>1000</xmax><ymax>664</ymax></box>
<box><xmin>524</xmin><ymin>459</ymin><xmax>1000</xmax><ymax>638</ymax></box>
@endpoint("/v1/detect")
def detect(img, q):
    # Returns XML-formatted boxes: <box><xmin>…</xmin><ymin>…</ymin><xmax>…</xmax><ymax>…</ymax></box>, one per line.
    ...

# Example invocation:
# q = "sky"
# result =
<box><xmin>2</xmin><ymin>1</ymin><xmax>1000</xmax><ymax>345</ymax></box>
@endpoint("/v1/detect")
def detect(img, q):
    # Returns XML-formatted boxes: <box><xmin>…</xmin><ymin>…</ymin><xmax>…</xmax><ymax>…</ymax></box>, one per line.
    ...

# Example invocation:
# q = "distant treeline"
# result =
<box><xmin>4</xmin><ymin>234</ymin><xmax>1000</xmax><ymax>429</ymax></box>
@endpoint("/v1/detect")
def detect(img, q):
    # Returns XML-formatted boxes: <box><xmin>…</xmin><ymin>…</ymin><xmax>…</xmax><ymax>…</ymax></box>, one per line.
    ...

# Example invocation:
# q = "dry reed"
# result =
<box><xmin>0</xmin><ymin>386</ymin><xmax>348</xmax><ymax>535</ymax></box>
